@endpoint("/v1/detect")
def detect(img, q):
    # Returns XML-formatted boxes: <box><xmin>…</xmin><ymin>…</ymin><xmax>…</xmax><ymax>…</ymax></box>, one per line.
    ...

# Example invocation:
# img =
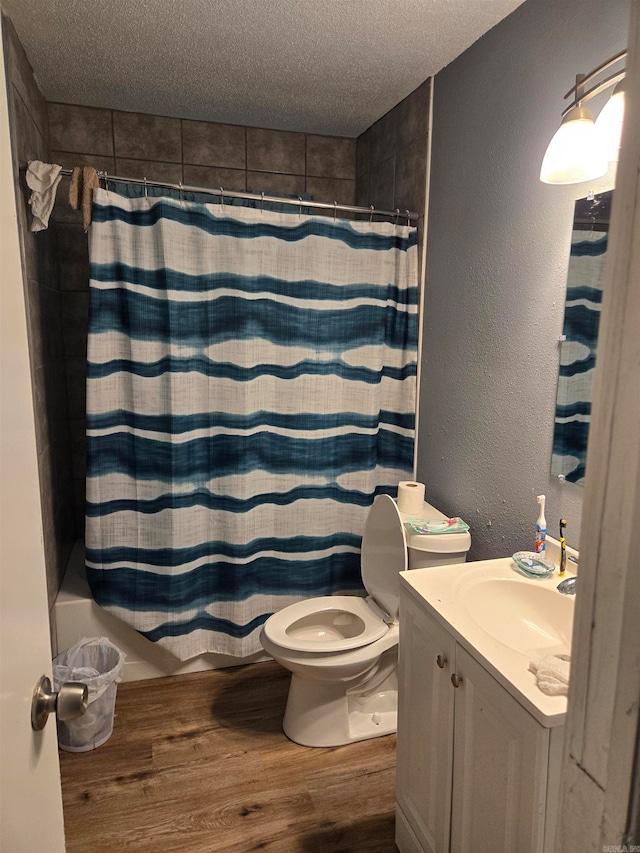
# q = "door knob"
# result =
<box><xmin>31</xmin><ymin>675</ymin><xmax>88</xmax><ymax>731</ymax></box>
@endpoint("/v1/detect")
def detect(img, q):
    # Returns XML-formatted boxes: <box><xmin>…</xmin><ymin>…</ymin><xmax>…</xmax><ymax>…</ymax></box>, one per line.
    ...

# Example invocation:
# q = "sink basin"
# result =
<box><xmin>458</xmin><ymin>577</ymin><xmax>574</xmax><ymax>657</ymax></box>
<box><xmin>400</xmin><ymin>556</ymin><xmax>578</xmax><ymax>726</ymax></box>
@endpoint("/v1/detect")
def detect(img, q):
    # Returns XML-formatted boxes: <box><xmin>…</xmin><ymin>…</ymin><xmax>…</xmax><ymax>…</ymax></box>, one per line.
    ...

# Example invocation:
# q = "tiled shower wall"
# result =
<box><xmin>3</xmin><ymin>15</ymin><xmax>75</xmax><ymax>617</ymax></box>
<box><xmin>355</xmin><ymin>78</ymin><xmax>430</xmax><ymax>257</ymax></box>
<box><xmin>47</xmin><ymin>102</ymin><xmax>358</xmax><ymax>535</ymax></box>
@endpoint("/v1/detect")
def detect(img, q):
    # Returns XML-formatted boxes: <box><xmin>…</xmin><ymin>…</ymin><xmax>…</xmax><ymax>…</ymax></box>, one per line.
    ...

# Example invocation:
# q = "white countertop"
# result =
<box><xmin>400</xmin><ymin>557</ymin><xmax>575</xmax><ymax>727</ymax></box>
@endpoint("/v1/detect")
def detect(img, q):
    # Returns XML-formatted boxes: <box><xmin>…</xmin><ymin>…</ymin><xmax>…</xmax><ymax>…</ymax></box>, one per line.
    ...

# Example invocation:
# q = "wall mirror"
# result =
<box><xmin>551</xmin><ymin>189</ymin><xmax>613</xmax><ymax>485</ymax></box>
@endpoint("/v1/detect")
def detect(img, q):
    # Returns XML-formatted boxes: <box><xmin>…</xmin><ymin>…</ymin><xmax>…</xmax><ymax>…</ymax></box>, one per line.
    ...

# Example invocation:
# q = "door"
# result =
<box><xmin>450</xmin><ymin>647</ymin><xmax>550</xmax><ymax>853</ymax></box>
<box><xmin>0</xmin><ymin>33</ymin><xmax>66</xmax><ymax>853</ymax></box>
<box><xmin>397</xmin><ymin>590</ymin><xmax>456</xmax><ymax>853</ymax></box>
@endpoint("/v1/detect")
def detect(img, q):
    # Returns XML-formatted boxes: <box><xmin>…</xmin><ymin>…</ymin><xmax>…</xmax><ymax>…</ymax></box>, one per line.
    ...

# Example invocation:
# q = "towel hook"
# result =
<box><xmin>219</xmin><ymin>186</ymin><xmax>224</xmax><ymax>207</ymax></box>
<box><xmin>369</xmin><ymin>205</ymin><xmax>374</xmax><ymax>223</ymax></box>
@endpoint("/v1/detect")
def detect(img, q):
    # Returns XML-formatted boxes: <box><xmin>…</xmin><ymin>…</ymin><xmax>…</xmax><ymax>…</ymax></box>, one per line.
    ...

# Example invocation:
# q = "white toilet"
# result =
<box><xmin>260</xmin><ymin>494</ymin><xmax>471</xmax><ymax>747</ymax></box>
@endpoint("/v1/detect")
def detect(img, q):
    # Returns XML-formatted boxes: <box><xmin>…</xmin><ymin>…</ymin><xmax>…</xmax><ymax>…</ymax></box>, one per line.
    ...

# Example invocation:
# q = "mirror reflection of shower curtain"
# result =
<box><xmin>552</xmin><ymin>229</ymin><xmax>607</xmax><ymax>484</ymax></box>
<box><xmin>85</xmin><ymin>189</ymin><xmax>418</xmax><ymax>659</ymax></box>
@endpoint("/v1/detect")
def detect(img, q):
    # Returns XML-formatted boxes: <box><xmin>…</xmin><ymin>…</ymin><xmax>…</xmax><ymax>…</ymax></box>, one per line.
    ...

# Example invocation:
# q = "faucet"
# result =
<box><xmin>557</xmin><ymin>577</ymin><xmax>576</xmax><ymax>595</ymax></box>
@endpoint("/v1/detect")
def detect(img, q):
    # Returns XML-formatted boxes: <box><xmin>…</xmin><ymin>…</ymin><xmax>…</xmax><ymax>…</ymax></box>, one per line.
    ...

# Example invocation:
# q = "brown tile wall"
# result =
<box><xmin>355</xmin><ymin>79</ymin><xmax>431</xmax><ymax>257</ymax></box>
<box><xmin>48</xmin><ymin>103</ymin><xmax>357</xmax><ymax>204</ymax></box>
<box><xmin>2</xmin><ymin>14</ymin><xmax>75</xmax><ymax>621</ymax></box>
<box><xmin>46</xmin><ymin>102</ymin><xmax>358</xmax><ymax>534</ymax></box>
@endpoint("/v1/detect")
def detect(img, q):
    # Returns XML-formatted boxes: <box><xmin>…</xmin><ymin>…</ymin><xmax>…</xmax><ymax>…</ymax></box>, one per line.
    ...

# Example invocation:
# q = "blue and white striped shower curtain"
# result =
<box><xmin>552</xmin><ymin>229</ymin><xmax>607</xmax><ymax>484</ymax></box>
<box><xmin>85</xmin><ymin>188</ymin><xmax>418</xmax><ymax>659</ymax></box>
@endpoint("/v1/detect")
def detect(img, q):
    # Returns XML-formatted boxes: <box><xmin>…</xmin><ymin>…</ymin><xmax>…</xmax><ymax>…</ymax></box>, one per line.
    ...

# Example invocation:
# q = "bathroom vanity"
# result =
<box><xmin>395</xmin><ymin>558</ymin><xmax>573</xmax><ymax>853</ymax></box>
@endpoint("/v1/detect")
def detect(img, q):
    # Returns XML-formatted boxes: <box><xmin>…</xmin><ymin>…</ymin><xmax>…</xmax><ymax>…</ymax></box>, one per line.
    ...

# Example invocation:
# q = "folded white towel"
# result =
<box><xmin>26</xmin><ymin>160</ymin><xmax>62</xmax><ymax>231</ymax></box>
<box><xmin>529</xmin><ymin>655</ymin><xmax>570</xmax><ymax>696</ymax></box>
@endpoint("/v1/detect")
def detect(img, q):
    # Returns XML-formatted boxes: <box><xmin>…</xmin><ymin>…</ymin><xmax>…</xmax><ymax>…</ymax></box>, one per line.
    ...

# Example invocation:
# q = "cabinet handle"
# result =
<box><xmin>436</xmin><ymin>654</ymin><xmax>447</xmax><ymax>669</ymax></box>
<box><xmin>451</xmin><ymin>673</ymin><xmax>462</xmax><ymax>688</ymax></box>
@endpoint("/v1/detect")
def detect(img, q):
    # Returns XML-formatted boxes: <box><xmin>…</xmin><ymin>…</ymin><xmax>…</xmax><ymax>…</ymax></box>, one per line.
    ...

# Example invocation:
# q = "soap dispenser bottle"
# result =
<box><xmin>535</xmin><ymin>495</ymin><xmax>546</xmax><ymax>554</ymax></box>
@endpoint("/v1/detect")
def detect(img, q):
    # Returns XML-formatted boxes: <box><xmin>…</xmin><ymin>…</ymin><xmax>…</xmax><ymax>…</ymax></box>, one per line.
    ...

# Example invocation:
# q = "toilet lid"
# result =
<box><xmin>361</xmin><ymin>494</ymin><xmax>407</xmax><ymax>618</ymax></box>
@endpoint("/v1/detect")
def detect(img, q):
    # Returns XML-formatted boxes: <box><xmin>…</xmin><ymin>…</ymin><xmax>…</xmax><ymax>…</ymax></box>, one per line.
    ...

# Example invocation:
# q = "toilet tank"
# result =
<box><xmin>399</xmin><ymin>500</ymin><xmax>471</xmax><ymax>569</ymax></box>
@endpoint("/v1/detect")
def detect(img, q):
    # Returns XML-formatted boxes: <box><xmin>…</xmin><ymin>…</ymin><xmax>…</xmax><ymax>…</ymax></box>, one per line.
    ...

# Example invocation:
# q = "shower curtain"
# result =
<box><xmin>552</xmin><ymin>229</ymin><xmax>607</xmax><ymax>484</ymax></box>
<box><xmin>85</xmin><ymin>188</ymin><xmax>418</xmax><ymax>659</ymax></box>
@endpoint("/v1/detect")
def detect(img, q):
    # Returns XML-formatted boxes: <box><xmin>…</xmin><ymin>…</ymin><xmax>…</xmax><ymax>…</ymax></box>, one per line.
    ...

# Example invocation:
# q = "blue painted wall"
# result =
<box><xmin>418</xmin><ymin>0</ymin><xmax>630</xmax><ymax>558</ymax></box>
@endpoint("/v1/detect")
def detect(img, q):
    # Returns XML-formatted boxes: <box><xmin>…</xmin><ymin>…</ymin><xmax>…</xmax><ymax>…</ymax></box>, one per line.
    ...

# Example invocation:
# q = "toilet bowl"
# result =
<box><xmin>260</xmin><ymin>493</ymin><xmax>470</xmax><ymax>747</ymax></box>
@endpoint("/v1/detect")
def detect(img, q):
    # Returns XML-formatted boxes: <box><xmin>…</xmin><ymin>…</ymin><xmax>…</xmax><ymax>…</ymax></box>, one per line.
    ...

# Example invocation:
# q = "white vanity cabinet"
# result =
<box><xmin>396</xmin><ymin>584</ymin><xmax>564</xmax><ymax>853</ymax></box>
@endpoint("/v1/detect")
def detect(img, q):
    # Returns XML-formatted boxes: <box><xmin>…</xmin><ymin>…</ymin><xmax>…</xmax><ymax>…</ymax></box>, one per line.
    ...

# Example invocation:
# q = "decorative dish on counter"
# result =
<box><xmin>512</xmin><ymin>551</ymin><xmax>556</xmax><ymax>578</ymax></box>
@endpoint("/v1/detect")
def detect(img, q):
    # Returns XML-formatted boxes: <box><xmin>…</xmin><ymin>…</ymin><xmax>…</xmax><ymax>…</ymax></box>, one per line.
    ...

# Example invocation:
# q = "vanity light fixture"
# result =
<box><xmin>595</xmin><ymin>77</ymin><xmax>626</xmax><ymax>162</ymax></box>
<box><xmin>540</xmin><ymin>50</ymin><xmax>626</xmax><ymax>185</ymax></box>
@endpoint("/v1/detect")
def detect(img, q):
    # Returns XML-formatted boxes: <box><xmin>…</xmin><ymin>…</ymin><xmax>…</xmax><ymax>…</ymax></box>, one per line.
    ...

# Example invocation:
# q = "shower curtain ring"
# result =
<box><xmin>178</xmin><ymin>182</ymin><xmax>183</xmax><ymax>202</ymax></box>
<box><xmin>369</xmin><ymin>205</ymin><xmax>374</xmax><ymax>223</ymax></box>
<box><xmin>104</xmin><ymin>170</ymin><xmax>110</xmax><ymax>197</ymax></box>
<box><xmin>143</xmin><ymin>177</ymin><xmax>148</xmax><ymax>198</ymax></box>
<box><xmin>405</xmin><ymin>210</ymin><xmax>410</xmax><ymax>226</ymax></box>
<box><xmin>219</xmin><ymin>187</ymin><xmax>224</xmax><ymax>207</ymax></box>
<box><xmin>298</xmin><ymin>196</ymin><xmax>303</xmax><ymax>216</ymax></box>
<box><xmin>261</xmin><ymin>192</ymin><xmax>265</xmax><ymax>214</ymax></box>
<box><xmin>333</xmin><ymin>201</ymin><xmax>337</xmax><ymax>222</ymax></box>
<box><xmin>395</xmin><ymin>208</ymin><xmax>400</xmax><ymax>225</ymax></box>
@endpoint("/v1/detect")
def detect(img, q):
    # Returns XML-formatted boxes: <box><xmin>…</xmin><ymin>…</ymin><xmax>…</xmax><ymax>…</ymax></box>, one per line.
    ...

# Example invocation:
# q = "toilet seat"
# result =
<box><xmin>263</xmin><ymin>595</ymin><xmax>388</xmax><ymax>653</ymax></box>
<box><xmin>263</xmin><ymin>494</ymin><xmax>408</xmax><ymax>654</ymax></box>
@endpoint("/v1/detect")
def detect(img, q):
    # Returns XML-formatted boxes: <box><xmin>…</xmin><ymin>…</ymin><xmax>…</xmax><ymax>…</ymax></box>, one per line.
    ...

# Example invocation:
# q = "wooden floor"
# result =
<box><xmin>60</xmin><ymin>661</ymin><xmax>398</xmax><ymax>852</ymax></box>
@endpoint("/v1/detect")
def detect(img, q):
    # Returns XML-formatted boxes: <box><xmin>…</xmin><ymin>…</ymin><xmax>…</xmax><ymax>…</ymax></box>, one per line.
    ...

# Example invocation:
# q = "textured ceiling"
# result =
<box><xmin>3</xmin><ymin>0</ymin><xmax>525</xmax><ymax>137</ymax></box>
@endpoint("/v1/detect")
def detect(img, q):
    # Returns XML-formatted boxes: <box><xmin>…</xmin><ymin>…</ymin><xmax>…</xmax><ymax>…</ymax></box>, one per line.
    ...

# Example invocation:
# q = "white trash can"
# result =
<box><xmin>53</xmin><ymin>637</ymin><xmax>125</xmax><ymax>752</ymax></box>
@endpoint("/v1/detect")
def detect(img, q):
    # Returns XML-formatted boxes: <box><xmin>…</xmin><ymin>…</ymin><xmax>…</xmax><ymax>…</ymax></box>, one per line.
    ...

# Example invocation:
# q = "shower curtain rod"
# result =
<box><xmin>53</xmin><ymin>166</ymin><xmax>419</xmax><ymax>224</ymax></box>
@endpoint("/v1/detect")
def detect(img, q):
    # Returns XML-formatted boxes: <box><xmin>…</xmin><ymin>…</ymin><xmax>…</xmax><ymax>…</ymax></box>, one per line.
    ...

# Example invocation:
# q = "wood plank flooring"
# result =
<box><xmin>60</xmin><ymin>661</ymin><xmax>398</xmax><ymax>852</ymax></box>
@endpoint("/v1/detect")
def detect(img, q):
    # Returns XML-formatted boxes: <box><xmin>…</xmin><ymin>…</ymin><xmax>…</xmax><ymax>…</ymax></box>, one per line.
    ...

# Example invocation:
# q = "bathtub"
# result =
<box><xmin>53</xmin><ymin>542</ymin><xmax>269</xmax><ymax>682</ymax></box>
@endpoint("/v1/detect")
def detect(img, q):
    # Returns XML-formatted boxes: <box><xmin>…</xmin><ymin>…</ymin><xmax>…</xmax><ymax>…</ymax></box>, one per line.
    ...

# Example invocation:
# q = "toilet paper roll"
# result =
<box><xmin>397</xmin><ymin>481</ymin><xmax>426</xmax><ymax>515</ymax></box>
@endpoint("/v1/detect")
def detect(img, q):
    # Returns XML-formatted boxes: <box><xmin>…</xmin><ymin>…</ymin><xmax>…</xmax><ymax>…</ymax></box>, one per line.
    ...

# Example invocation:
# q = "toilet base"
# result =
<box><xmin>282</xmin><ymin>651</ymin><xmax>398</xmax><ymax>747</ymax></box>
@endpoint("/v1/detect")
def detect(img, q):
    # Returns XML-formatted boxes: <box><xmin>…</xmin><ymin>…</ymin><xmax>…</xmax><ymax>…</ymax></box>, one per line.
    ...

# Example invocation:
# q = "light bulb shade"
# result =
<box><xmin>540</xmin><ymin>106</ymin><xmax>608</xmax><ymax>184</ymax></box>
<box><xmin>595</xmin><ymin>84</ymin><xmax>625</xmax><ymax>162</ymax></box>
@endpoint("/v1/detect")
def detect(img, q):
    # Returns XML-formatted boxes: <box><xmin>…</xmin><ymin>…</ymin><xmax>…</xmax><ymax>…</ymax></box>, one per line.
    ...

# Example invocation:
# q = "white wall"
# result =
<box><xmin>418</xmin><ymin>0</ymin><xmax>630</xmax><ymax>558</ymax></box>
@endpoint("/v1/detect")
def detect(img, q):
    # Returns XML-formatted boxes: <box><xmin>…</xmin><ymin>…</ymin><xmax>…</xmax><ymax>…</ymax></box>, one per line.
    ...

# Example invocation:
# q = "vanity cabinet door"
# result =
<box><xmin>397</xmin><ymin>592</ymin><xmax>456</xmax><ymax>853</ymax></box>
<box><xmin>450</xmin><ymin>646</ymin><xmax>550</xmax><ymax>853</ymax></box>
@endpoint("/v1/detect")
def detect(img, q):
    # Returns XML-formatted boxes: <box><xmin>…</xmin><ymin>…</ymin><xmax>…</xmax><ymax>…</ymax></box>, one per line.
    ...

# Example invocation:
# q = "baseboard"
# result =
<box><xmin>395</xmin><ymin>804</ymin><xmax>425</xmax><ymax>853</ymax></box>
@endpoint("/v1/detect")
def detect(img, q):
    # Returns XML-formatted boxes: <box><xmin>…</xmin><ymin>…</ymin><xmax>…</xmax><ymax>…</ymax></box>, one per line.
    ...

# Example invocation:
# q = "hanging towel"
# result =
<box><xmin>26</xmin><ymin>160</ymin><xmax>62</xmax><ymax>231</ymax></box>
<box><xmin>529</xmin><ymin>655</ymin><xmax>570</xmax><ymax>696</ymax></box>
<box><xmin>69</xmin><ymin>166</ymin><xmax>100</xmax><ymax>230</ymax></box>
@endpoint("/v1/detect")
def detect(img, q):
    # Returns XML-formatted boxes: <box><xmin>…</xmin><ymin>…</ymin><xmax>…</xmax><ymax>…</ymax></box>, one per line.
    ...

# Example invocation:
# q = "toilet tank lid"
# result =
<box><xmin>361</xmin><ymin>494</ymin><xmax>407</xmax><ymax>618</ymax></box>
<box><xmin>400</xmin><ymin>500</ymin><xmax>472</xmax><ymax>554</ymax></box>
